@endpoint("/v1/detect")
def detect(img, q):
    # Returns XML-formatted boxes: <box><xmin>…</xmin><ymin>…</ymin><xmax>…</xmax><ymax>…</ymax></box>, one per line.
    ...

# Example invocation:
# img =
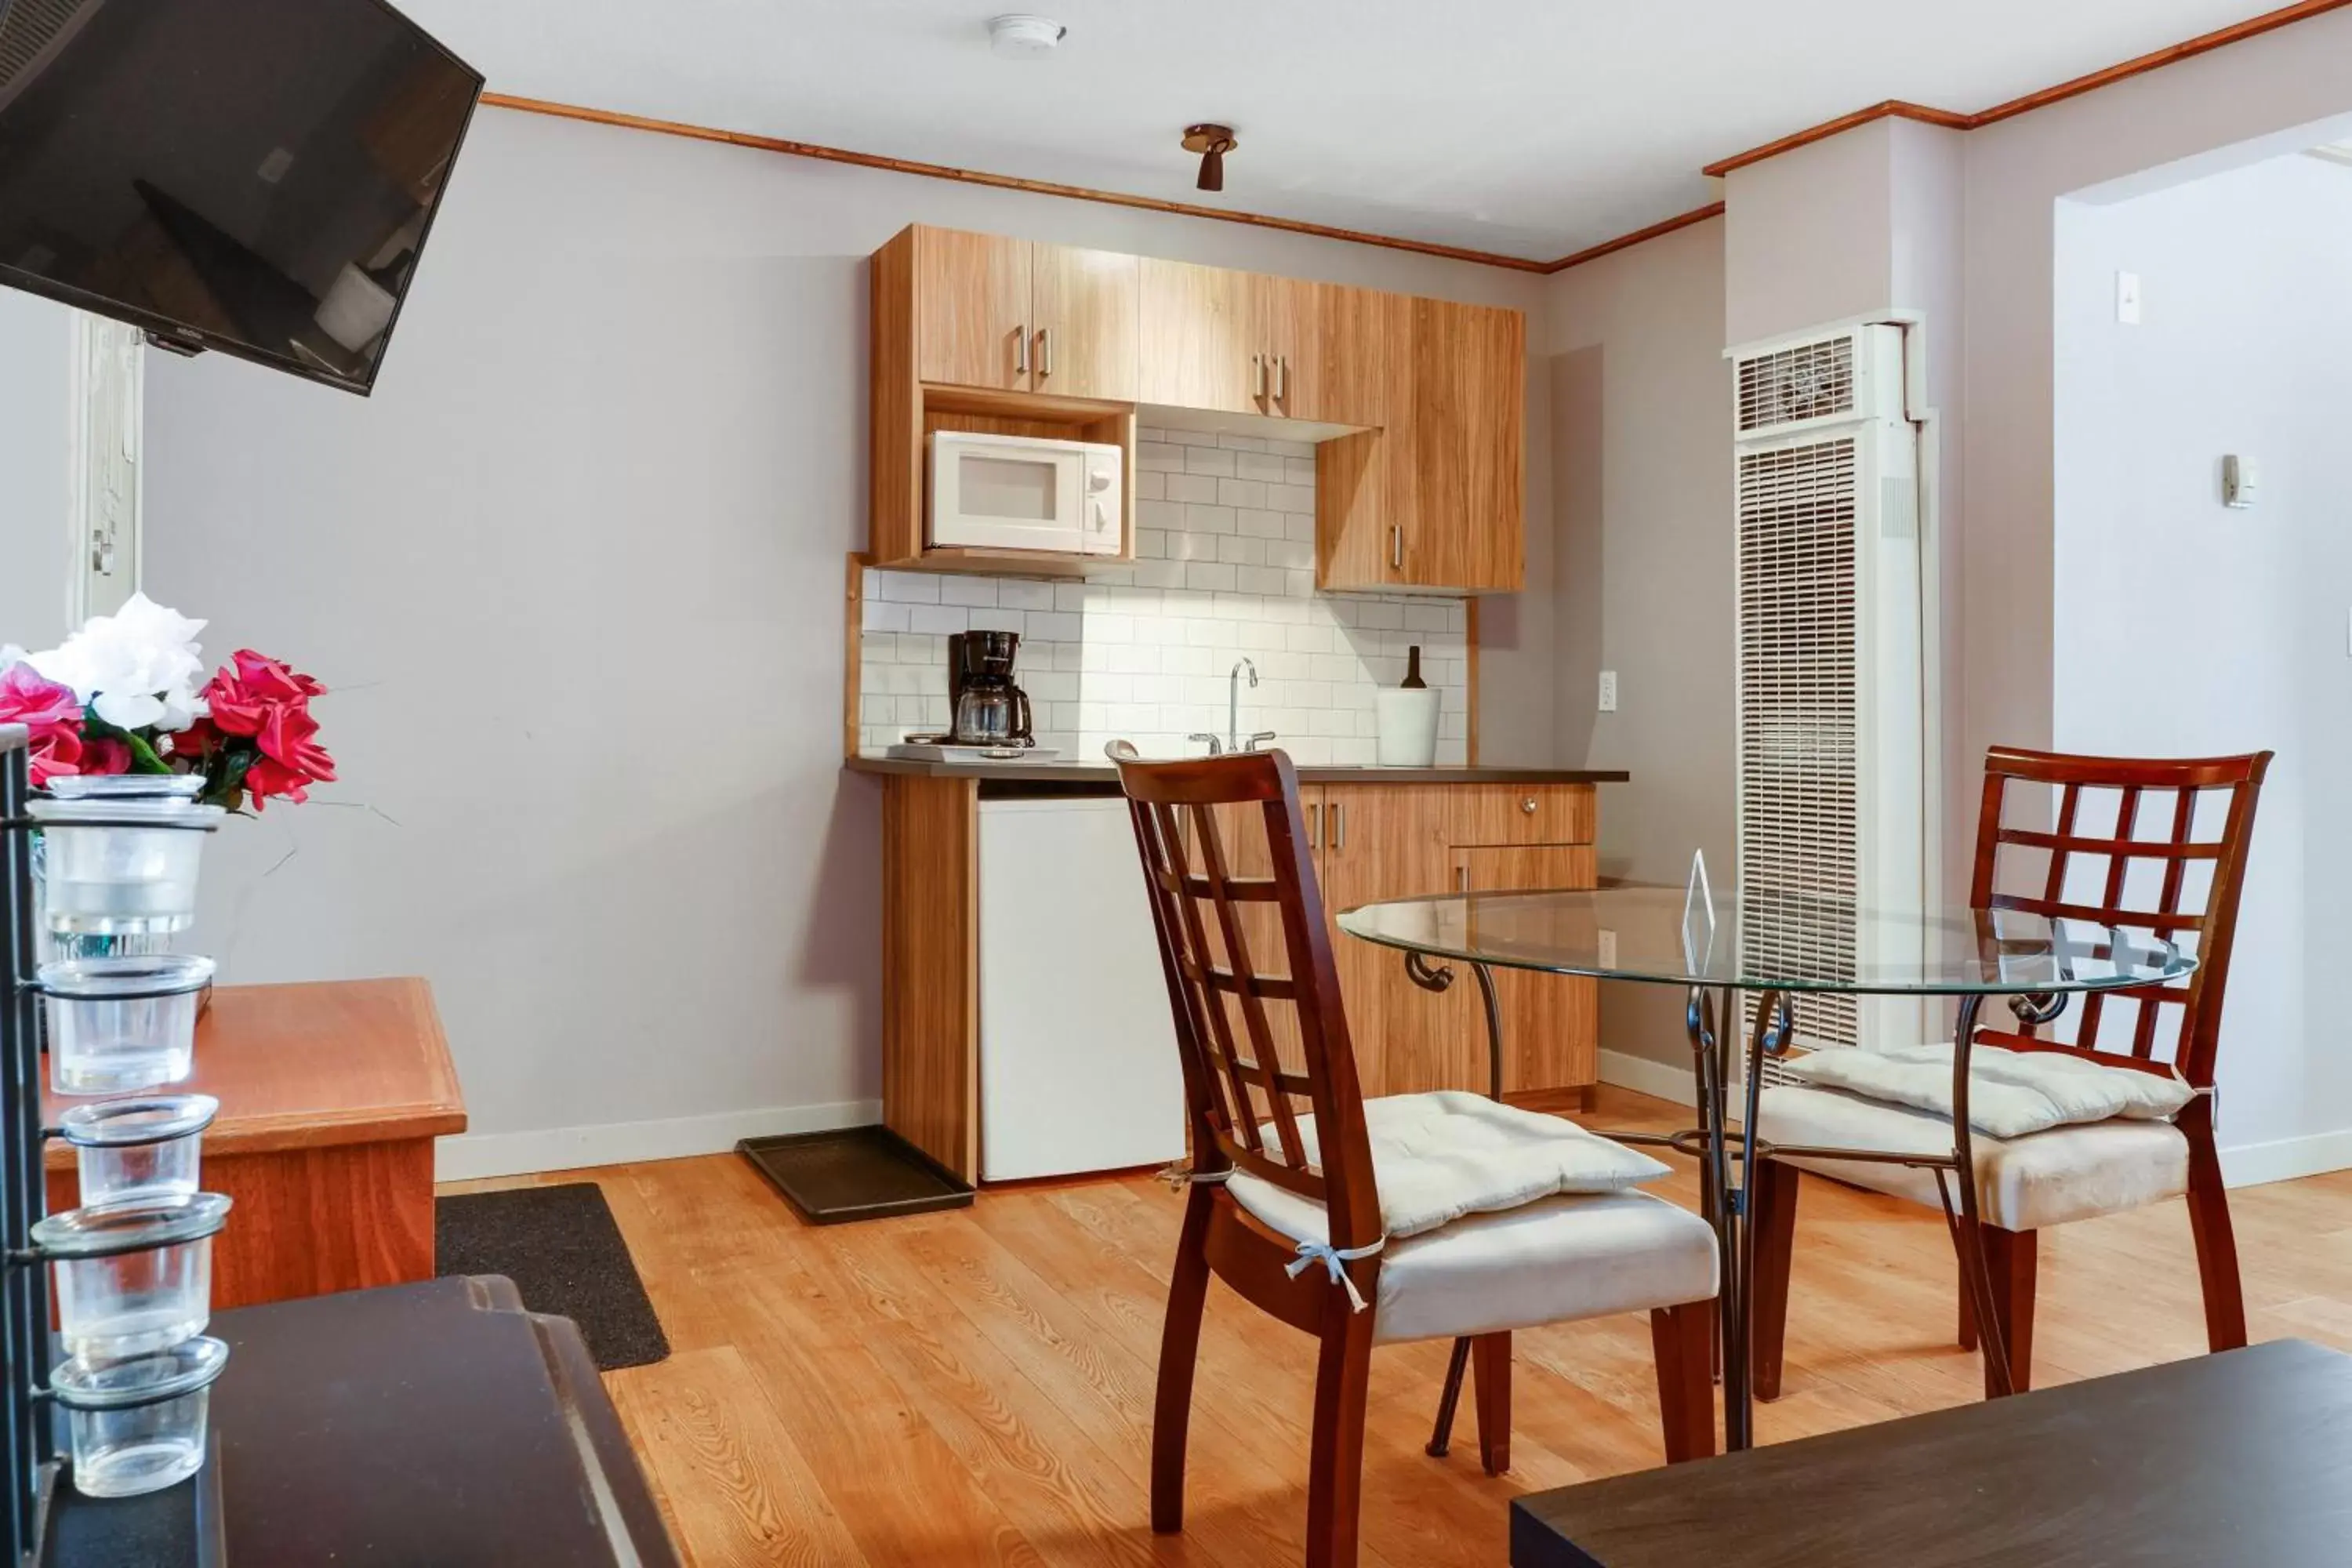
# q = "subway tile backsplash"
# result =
<box><xmin>856</xmin><ymin>427</ymin><xmax>1469</xmax><ymax>767</ymax></box>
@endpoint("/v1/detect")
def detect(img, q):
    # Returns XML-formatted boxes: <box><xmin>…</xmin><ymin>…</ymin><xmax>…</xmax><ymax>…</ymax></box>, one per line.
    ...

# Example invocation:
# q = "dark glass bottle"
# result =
<box><xmin>1402</xmin><ymin>644</ymin><xmax>1426</xmax><ymax>689</ymax></box>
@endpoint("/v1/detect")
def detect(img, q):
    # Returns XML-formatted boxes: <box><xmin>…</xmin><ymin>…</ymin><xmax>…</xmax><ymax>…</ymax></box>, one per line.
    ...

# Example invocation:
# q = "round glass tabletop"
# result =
<box><xmin>1337</xmin><ymin>884</ymin><xmax>2195</xmax><ymax>996</ymax></box>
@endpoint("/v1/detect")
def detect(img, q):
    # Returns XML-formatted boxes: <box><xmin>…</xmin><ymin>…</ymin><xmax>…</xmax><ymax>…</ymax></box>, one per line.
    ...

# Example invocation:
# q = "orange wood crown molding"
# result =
<box><xmin>481</xmin><ymin>0</ymin><xmax>2352</xmax><ymax>281</ymax></box>
<box><xmin>1703</xmin><ymin>0</ymin><xmax>2352</xmax><ymax>177</ymax></box>
<box><xmin>477</xmin><ymin>92</ymin><xmax>1554</xmax><ymax>274</ymax></box>
<box><xmin>1539</xmin><ymin>202</ymin><xmax>1726</xmax><ymax>275</ymax></box>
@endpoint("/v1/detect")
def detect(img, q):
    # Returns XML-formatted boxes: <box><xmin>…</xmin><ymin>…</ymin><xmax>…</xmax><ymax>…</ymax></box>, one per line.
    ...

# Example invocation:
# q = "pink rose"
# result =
<box><xmin>0</xmin><ymin>662</ymin><xmax>91</xmax><ymax>786</ymax></box>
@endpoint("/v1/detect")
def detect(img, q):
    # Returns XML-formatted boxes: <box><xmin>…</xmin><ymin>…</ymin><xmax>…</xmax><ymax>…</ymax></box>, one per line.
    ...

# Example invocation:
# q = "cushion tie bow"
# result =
<box><xmin>1285</xmin><ymin>1236</ymin><xmax>1387</xmax><ymax>1313</ymax></box>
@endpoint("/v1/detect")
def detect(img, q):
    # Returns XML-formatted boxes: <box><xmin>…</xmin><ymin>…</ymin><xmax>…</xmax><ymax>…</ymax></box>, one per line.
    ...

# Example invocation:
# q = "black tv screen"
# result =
<box><xmin>0</xmin><ymin>0</ymin><xmax>481</xmax><ymax>394</ymax></box>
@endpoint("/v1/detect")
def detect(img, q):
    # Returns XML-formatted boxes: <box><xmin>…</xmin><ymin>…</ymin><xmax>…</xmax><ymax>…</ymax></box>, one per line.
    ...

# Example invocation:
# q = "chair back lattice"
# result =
<box><xmin>1109</xmin><ymin>747</ymin><xmax>1381</xmax><ymax>1256</ymax></box>
<box><xmin>1970</xmin><ymin>746</ymin><xmax>2270</xmax><ymax>1087</ymax></box>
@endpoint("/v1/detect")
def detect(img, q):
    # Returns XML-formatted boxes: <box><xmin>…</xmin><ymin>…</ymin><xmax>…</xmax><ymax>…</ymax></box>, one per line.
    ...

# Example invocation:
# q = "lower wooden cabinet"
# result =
<box><xmin>1188</xmin><ymin>782</ymin><xmax>1601</xmax><ymax>1104</ymax></box>
<box><xmin>1452</xmin><ymin>844</ymin><xmax>1599</xmax><ymax>1098</ymax></box>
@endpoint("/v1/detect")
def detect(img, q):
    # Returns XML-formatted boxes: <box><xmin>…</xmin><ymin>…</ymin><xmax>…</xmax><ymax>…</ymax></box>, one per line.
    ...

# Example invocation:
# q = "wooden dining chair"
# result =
<box><xmin>1751</xmin><ymin>746</ymin><xmax>2270</xmax><ymax>1399</ymax></box>
<box><xmin>1110</xmin><ymin>746</ymin><xmax>1720</xmax><ymax>1568</ymax></box>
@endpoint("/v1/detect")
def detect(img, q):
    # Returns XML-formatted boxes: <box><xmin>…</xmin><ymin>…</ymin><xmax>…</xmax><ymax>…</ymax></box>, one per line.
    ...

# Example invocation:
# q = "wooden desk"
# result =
<box><xmin>45</xmin><ymin>977</ymin><xmax>466</xmax><ymax>1308</ymax></box>
<box><xmin>209</xmin><ymin>1276</ymin><xmax>678</xmax><ymax>1566</ymax></box>
<box><xmin>1511</xmin><ymin>1340</ymin><xmax>2352</xmax><ymax>1567</ymax></box>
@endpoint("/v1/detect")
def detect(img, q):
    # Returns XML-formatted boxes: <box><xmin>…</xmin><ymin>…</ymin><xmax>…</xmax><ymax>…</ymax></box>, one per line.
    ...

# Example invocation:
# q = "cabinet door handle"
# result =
<box><xmin>1333</xmin><ymin>802</ymin><xmax>1346</xmax><ymax>851</ymax></box>
<box><xmin>1252</xmin><ymin>353</ymin><xmax>1266</xmax><ymax>400</ymax></box>
<box><xmin>1275</xmin><ymin>354</ymin><xmax>1289</xmax><ymax>404</ymax></box>
<box><xmin>1521</xmin><ymin>795</ymin><xmax>1538</xmax><ymax>815</ymax></box>
<box><xmin>1457</xmin><ymin>864</ymin><xmax>1469</xmax><ymax>894</ymax></box>
<box><xmin>1308</xmin><ymin>800</ymin><xmax>1321</xmax><ymax>849</ymax></box>
<box><xmin>1390</xmin><ymin>525</ymin><xmax>1403</xmax><ymax>568</ymax></box>
<box><xmin>1038</xmin><ymin>328</ymin><xmax>1052</xmax><ymax>379</ymax></box>
<box><xmin>1015</xmin><ymin>325</ymin><xmax>1029</xmax><ymax>376</ymax></box>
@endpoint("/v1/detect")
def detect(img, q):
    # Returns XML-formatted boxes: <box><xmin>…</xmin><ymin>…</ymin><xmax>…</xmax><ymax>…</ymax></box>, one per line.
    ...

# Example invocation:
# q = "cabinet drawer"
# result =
<box><xmin>1452</xmin><ymin>844</ymin><xmax>1596</xmax><ymax>895</ymax></box>
<box><xmin>1448</xmin><ymin>785</ymin><xmax>1595</xmax><ymax>847</ymax></box>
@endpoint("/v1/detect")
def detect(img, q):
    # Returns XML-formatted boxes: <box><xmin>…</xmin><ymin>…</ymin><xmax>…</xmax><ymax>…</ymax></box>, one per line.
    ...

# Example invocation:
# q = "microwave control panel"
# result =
<box><xmin>1082</xmin><ymin>448</ymin><xmax>1122</xmax><ymax>554</ymax></box>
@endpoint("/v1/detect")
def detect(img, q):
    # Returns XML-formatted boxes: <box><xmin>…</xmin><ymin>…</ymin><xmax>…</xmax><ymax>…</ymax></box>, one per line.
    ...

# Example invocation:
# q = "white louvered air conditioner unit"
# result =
<box><xmin>1730</xmin><ymin>321</ymin><xmax>1933</xmax><ymax>1063</ymax></box>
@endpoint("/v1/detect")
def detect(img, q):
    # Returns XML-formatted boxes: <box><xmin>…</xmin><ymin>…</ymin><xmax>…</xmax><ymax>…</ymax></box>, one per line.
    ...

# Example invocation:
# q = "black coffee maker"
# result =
<box><xmin>944</xmin><ymin>630</ymin><xmax>1033</xmax><ymax>748</ymax></box>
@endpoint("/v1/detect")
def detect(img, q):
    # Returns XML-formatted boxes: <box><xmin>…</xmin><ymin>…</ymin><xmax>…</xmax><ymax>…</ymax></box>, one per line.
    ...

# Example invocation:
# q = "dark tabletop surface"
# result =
<box><xmin>1512</xmin><ymin>1340</ymin><xmax>2352</xmax><ymax>1568</ymax></box>
<box><xmin>208</xmin><ymin>1276</ymin><xmax>677</xmax><ymax>1566</ymax></box>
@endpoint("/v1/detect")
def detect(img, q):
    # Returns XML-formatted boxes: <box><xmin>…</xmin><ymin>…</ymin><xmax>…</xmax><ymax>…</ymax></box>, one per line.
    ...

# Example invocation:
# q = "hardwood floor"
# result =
<box><xmin>442</xmin><ymin>1087</ymin><xmax>2352</xmax><ymax>1567</ymax></box>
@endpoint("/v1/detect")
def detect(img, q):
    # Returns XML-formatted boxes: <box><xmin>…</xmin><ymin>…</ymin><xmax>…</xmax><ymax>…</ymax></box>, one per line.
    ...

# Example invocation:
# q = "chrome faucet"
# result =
<box><xmin>1189</xmin><ymin>660</ymin><xmax>1276</xmax><ymax>757</ymax></box>
<box><xmin>1230</xmin><ymin>659</ymin><xmax>1276</xmax><ymax>754</ymax></box>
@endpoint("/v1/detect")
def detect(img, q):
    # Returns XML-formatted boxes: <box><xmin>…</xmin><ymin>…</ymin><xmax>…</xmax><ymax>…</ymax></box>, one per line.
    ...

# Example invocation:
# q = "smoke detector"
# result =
<box><xmin>988</xmin><ymin>15</ymin><xmax>1066</xmax><ymax>58</ymax></box>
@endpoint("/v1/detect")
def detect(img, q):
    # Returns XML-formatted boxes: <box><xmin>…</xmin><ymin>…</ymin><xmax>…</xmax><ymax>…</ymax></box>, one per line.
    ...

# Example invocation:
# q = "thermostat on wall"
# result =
<box><xmin>2223</xmin><ymin>455</ymin><xmax>2258</xmax><ymax>510</ymax></box>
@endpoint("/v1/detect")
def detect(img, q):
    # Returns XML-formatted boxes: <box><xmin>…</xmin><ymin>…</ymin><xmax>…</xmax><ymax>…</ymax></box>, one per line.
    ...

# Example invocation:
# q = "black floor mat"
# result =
<box><xmin>434</xmin><ymin>1182</ymin><xmax>670</xmax><ymax>1371</ymax></box>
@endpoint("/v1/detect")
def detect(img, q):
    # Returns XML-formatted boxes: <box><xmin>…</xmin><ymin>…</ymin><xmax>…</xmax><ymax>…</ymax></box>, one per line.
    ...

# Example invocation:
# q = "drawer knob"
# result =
<box><xmin>1520</xmin><ymin>796</ymin><xmax>1537</xmax><ymax>815</ymax></box>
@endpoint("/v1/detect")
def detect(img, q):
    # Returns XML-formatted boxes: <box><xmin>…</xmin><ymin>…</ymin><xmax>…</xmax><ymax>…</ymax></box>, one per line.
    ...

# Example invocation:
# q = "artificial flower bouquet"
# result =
<box><xmin>0</xmin><ymin>594</ymin><xmax>334</xmax><ymax>811</ymax></box>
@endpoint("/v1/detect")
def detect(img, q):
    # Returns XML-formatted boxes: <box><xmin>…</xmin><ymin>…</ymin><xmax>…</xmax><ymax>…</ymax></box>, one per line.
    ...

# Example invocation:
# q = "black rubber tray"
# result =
<box><xmin>737</xmin><ymin>1124</ymin><xmax>975</xmax><ymax>1224</ymax></box>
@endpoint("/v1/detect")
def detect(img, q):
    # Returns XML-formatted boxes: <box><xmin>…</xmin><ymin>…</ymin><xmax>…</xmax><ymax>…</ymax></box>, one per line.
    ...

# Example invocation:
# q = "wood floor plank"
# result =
<box><xmin>458</xmin><ymin>1085</ymin><xmax>2352</xmax><ymax>1568</ymax></box>
<box><xmin>604</xmin><ymin>1345</ymin><xmax>873</xmax><ymax>1567</ymax></box>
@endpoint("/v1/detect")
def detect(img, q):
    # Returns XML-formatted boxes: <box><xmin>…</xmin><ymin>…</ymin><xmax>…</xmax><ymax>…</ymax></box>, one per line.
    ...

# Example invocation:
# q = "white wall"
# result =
<box><xmin>2054</xmin><ymin>152</ymin><xmax>2352</xmax><ymax>1183</ymax></box>
<box><xmin>1544</xmin><ymin>216</ymin><xmax>1733</xmax><ymax>1076</ymax></box>
<box><xmin>135</xmin><ymin>106</ymin><xmax>1554</xmax><ymax>1178</ymax></box>
<box><xmin>1961</xmin><ymin>8</ymin><xmax>2352</xmax><ymax>809</ymax></box>
<box><xmin>0</xmin><ymin>289</ymin><xmax>74</xmax><ymax>650</ymax></box>
<box><xmin>1723</xmin><ymin>120</ymin><xmax>1899</xmax><ymax>349</ymax></box>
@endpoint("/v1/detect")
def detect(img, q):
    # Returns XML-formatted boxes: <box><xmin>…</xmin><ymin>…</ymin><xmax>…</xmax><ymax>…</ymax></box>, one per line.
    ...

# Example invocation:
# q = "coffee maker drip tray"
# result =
<box><xmin>886</xmin><ymin>742</ymin><xmax>1067</xmax><ymax>764</ymax></box>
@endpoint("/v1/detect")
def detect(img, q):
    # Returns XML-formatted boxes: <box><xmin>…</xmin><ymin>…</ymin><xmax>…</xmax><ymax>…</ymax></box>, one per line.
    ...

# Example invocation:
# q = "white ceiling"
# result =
<box><xmin>401</xmin><ymin>0</ymin><xmax>2290</xmax><ymax>262</ymax></box>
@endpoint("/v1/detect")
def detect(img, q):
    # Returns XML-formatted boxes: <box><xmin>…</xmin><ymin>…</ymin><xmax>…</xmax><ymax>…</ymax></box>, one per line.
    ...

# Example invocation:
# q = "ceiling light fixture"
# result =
<box><xmin>1182</xmin><ymin>124</ymin><xmax>1236</xmax><ymax>193</ymax></box>
<box><xmin>987</xmin><ymin>15</ymin><xmax>1066</xmax><ymax>58</ymax></box>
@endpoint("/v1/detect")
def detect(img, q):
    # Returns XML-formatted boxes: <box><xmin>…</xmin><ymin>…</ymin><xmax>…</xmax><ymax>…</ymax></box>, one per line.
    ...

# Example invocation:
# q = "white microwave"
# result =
<box><xmin>928</xmin><ymin>430</ymin><xmax>1123</xmax><ymax>556</ymax></box>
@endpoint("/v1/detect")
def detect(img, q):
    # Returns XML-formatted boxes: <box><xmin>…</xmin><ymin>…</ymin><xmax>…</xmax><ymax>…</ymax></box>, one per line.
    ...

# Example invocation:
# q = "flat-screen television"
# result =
<box><xmin>0</xmin><ymin>0</ymin><xmax>481</xmax><ymax>394</ymax></box>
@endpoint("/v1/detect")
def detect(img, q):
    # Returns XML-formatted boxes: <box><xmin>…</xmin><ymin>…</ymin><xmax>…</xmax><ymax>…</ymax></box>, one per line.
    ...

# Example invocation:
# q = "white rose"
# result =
<box><xmin>28</xmin><ymin>593</ymin><xmax>209</xmax><ymax>733</ymax></box>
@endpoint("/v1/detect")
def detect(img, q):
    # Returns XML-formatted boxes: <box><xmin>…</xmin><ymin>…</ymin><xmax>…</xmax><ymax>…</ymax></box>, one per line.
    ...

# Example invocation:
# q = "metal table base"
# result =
<box><xmin>1411</xmin><ymin>958</ymin><xmax>2013</xmax><ymax>1457</ymax></box>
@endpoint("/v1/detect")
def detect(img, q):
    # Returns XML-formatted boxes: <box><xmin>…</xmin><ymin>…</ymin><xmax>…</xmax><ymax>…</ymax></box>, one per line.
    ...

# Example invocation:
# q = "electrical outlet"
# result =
<box><xmin>2116</xmin><ymin>270</ymin><xmax>2142</xmax><ymax>325</ymax></box>
<box><xmin>1598</xmin><ymin>670</ymin><xmax>1618</xmax><ymax>713</ymax></box>
<box><xmin>1597</xmin><ymin>929</ymin><xmax>1617</xmax><ymax>968</ymax></box>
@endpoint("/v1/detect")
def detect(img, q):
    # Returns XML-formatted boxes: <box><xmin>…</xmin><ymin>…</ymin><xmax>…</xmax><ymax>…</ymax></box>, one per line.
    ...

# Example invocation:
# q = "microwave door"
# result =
<box><xmin>941</xmin><ymin>447</ymin><xmax>1081</xmax><ymax>552</ymax></box>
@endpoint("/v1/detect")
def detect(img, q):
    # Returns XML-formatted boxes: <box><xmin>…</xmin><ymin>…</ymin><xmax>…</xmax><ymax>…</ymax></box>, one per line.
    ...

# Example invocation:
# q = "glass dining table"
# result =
<box><xmin>1337</xmin><ymin>883</ymin><xmax>2195</xmax><ymax>1452</ymax></box>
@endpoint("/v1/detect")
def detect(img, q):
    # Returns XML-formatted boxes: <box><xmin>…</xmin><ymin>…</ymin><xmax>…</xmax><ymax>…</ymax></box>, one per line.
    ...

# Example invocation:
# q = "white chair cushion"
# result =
<box><xmin>1756</xmin><ymin>1083</ymin><xmax>2190</xmax><ymax>1231</ymax></box>
<box><xmin>1250</xmin><ymin>1091</ymin><xmax>1671</xmax><ymax>1240</ymax></box>
<box><xmin>1780</xmin><ymin>1042</ymin><xmax>2194</xmax><ymax>1139</ymax></box>
<box><xmin>1226</xmin><ymin>1176</ymin><xmax>1720</xmax><ymax>1345</ymax></box>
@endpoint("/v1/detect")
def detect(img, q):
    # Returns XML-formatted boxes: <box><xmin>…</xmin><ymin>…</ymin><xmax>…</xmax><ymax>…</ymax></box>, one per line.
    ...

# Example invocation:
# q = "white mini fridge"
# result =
<box><xmin>977</xmin><ymin>797</ymin><xmax>1186</xmax><ymax>1181</ymax></box>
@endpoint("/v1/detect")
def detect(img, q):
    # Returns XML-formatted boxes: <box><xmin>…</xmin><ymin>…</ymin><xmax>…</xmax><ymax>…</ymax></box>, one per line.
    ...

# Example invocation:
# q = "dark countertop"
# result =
<box><xmin>846</xmin><ymin>754</ymin><xmax>1629</xmax><ymax>786</ymax></box>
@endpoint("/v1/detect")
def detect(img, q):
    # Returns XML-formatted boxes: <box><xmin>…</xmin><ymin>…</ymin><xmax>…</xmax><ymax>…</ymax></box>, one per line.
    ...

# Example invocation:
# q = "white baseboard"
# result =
<box><xmin>434</xmin><ymin>1098</ymin><xmax>883</xmax><ymax>1182</ymax></box>
<box><xmin>1598</xmin><ymin>1048</ymin><xmax>1698</xmax><ymax>1109</ymax></box>
<box><xmin>2219</xmin><ymin>1127</ymin><xmax>2352</xmax><ymax>1190</ymax></box>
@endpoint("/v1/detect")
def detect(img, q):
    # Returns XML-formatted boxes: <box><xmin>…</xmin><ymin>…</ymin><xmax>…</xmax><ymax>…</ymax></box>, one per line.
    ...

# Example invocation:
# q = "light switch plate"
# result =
<box><xmin>1598</xmin><ymin>670</ymin><xmax>1618</xmax><ymax>713</ymax></box>
<box><xmin>2116</xmin><ymin>270</ymin><xmax>2142</xmax><ymax>325</ymax></box>
<box><xmin>1597</xmin><ymin>929</ymin><xmax>1618</xmax><ymax>968</ymax></box>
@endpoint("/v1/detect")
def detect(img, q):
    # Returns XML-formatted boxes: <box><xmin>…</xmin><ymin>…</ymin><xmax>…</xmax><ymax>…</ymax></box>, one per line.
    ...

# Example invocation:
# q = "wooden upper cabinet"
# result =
<box><xmin>908</xmin><ymin>228</ymin><xmax>1138</xmax><ymax>399</ymax></box>
<box><xmin>1140</xmin><ymin>263</ymin><xmax>1333</xmax><ymax>421</ymax></box>
<box><xmin>876</xmin><ymin>223</ymin><xmax>1526</xmax><ymax>591</ymax></box>
<box><xmin>1140</xmin><ymin>258</ymin><xmax>1258</xmax><ymax>414</ymax></box>
<box><xmin>1403</xmin><ymin>298</ymin><xmax>1524</xmax><ymax>591</ymax></box>
<box><xmin>913</xmin><ymin>228</ymin><xmax>1031</xmax><ymax>391</ymax></box>
<box><xmin>1312</xmin><ymin>292</ymin><xmax>1523</xmax><ymax>593</ymax></box>
<box><xmin>1030</xmin><ymin>244</ymin><xmax>1138</xmax><ymax>401</ymax></box>
<box><xmin>1310</xmin><ymin>283</ymin><xmax>1399</xmax><ymax>429</ymax></box>
<box><xmin>1256</xmin><ymin>276</ymin><xmax>1323</xmax><ymax>421</ymax></box>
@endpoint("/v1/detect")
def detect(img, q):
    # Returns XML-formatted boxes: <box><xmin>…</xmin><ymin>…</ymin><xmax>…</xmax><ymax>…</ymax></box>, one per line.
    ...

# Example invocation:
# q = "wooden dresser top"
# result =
<box><xmin>44</xmin><ymin>976</ymin><xmax>466</xmax><ymax>1166</ymax></box>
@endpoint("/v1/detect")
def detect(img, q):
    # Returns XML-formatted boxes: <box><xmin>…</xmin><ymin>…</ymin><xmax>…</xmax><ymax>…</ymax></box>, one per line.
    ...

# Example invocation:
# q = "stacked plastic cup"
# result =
<box><xmin>26</xmin><ymin>780</ymin><xmax>232</xmax><ymax>1499</ymax></box>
